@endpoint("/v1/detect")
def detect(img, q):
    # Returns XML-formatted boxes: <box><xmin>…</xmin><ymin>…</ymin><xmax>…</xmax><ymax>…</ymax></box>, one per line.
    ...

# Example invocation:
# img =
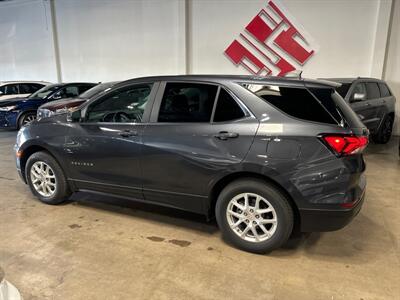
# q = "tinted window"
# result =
<box><xmin>366</xmin><ymin>82</ymin><xmax>380</xmax><ymax>99</ymax></box>
<box><xmin>335</xmin><ymin>83</ymin><xmax>351</xmax><ymax>98</ymax></box>
<box><xmin>158</xmin><ymin>83</ymin><xmax>217</xmax><ymax>122</ymax></box>
<box><xmin>0</xmin><ymin>86</ymin><xmax>5</xmax><ymax>94</ymax></box>
<box><xmin>78</xmin><ymin>85</ymin><xmax>94</xmax><ymax>94</ymax></box>
<box><xmin>378</xmin><ymin>83</ymin><xmax>391</xmax><ymax>97</ymax></box>
<box><xmin>19</xmin><ymin>84</ymin><xmax>35</xmax><ymax>94</ymax></box>
<box><xmin>214</xmin><ymin>88</ymin><xmax>245</xmax><ymax>122</ymax></box>
<box><xmin>53</xmin><ymin>86</ymin><xmax>80</xmax><ymax>99</ymax></box>
<box><xmin>309</xmin><ymin>88</ymin><xmax>345</xmax><ymax>126</ymax></box>
<box><xmin>5</xmin><ymin>84</ymin><xmax>19</xmax><ymax>95</ymax></box>
<box><xmin>79</xmin><ymin>82</ymin><xmax>116</xmax><ymax>99</ymax></box>
<box><xmin>243</xmin><ymin>84</ymin><xmax>337</xmax><ymax>124</ymax></box>
<box><xmin>350</xmin><ymin>83</ymin><xmax>367</xmax><ymax>101</ymax></box>
<box><xmin>86</xmin><ymin>84</ymin><xmax>152</xmax><ymax>123</ymax></box>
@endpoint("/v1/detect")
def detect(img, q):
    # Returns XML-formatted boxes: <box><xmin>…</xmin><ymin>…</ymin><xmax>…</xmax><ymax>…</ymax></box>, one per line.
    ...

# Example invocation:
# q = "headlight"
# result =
<box><xmin>37</xmin><ymin>108</ymin><xmax>54</xmax><ymax>120</ymax></box>
<box><xmin>0</xmin><ymin>105</ymin><xmax>17</xmax><ymax>111</ymax></box>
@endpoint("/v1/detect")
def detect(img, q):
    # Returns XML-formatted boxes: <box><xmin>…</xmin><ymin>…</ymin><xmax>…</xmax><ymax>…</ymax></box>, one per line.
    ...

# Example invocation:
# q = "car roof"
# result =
<box><xmin>0</xmin><ymin>81</ymin><xmax>51</xmax><ymax>85</ymax></box>
<box><xmin>114</xmin><ymin>75</ymin><xmax>341</xmax><ymax>89</ymax></box>
<box><xmin>322</xmin><ymin>77</ymin><xmax>386</xmax><ymax>84</ymax></box>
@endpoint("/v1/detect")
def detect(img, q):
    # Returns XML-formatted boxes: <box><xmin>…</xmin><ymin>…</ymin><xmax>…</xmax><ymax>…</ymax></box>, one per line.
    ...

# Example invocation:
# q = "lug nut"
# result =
<box><xmin>245</xmin><ymin>220</ymin><xmax>249</xmax><ymax>223</ymax></box>
<box><xmin>253</xmin><ymin>221</ymin><xmax>257</xmax><ymax>225</ymax></box>
<box><xmin>256</xmin><ymin>215</ymin><xmax>259</xmax><ymax>219</ymax></box>
<box><xmin>250</xmin><ymin>209</ymin><xmax>254</xmax><ymax>213</ymax></box>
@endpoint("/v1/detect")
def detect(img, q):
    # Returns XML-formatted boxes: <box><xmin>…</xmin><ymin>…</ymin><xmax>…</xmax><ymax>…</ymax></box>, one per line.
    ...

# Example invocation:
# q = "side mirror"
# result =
<box><xmin>51</xmin><ymin>94</ymin><xmax>62</xmax><ymax>100</ymax></box>
<box><xmin>352</xmin><ymin>93</ymin><xmax>366</xmax><ymax>102</ymax></box>
<box><xmin>67</xmin><ymin>109</ymin><xmax>83</xmax><ymax>123</ymax></box>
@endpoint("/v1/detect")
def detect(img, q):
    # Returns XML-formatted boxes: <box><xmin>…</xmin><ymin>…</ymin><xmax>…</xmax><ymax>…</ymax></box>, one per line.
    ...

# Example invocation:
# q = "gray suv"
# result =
<box><xmin>326</xmin><ymin>78</ymin><xmax>396</xmax><ymax>144</ymax></box>
<box><xmin>15</xmin><ymin>75</ymin><xmax>368</xmax><ymax>253</ymax></box>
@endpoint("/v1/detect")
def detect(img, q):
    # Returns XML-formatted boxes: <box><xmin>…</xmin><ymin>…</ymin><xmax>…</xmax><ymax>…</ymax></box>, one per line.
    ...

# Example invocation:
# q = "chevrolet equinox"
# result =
<box><xmin>15</xmin><ymin>75</ymin><xmax>368</xmax><ymax>253</ymax></box>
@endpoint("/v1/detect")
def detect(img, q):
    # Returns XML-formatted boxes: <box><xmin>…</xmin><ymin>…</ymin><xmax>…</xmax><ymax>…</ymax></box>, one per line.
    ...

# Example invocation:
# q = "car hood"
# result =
<box><xmin>0</xmin><ymin>97</ymin><xmax>44</xmax><ymax>107</ymax></box>
<box><xmin>39</xmin><ymin>98</ymin><xmax>88</xmax><ymax>111</ymax></box>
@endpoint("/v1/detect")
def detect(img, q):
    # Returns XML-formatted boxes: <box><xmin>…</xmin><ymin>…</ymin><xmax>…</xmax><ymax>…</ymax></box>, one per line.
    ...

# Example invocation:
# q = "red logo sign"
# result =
<box><xmin>225</xmin><ymin>0</ymin><xmax>318</xmax><ymax>76</ymax></box>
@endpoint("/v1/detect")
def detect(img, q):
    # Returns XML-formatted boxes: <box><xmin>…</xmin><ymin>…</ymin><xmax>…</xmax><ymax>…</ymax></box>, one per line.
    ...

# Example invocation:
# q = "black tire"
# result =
<box><xmin>18</xmin><ymin>112</ymin><xmax>37</xmax><ymax>129</ymax></box>
<box><xmin>372</xmin><ymin>115</ymin><xmax>393</xmax><ymax>144</ymax></box>
<box><xmin>25</xmin><ymin>151</ymin><xmax>71</xmax><ymax>205</ymax></box>
<box><xmin>215</xmin><ymin>178</ymin><xmax>293</xmax><ymax>254</ymax></box>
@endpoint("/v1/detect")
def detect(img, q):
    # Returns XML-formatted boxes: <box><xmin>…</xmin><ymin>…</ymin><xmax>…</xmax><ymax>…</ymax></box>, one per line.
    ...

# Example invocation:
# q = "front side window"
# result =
<box><xmin>29</xmin><ymin>84</ymin><xmax>63</xmax><ymax>99</ymax></box>
<box><xmin>19</xmin><ymin>84</ymin><xmax>35</xmax><ymax>94</ymax></box>
<box><xmin>243</xmin><ymin>84</ymin><xmax>337</xmax><ymax>124</ymax></box>
<box><xmin>53</xmin><ymin>86</ymin><xmax>80</xmax><ymax>99</ymax></box>
<box><xmin>213</xmin><ymin>88</ymin><xmax>245</xmax><ymax>122</ymax></box>
<box><xmin>86</xmin><ymin>84</ymin><xmax>152</xmax><ymax>123</ymax></box>
<box><xmin>350</xmin><ymin>83</ymin><xmax>367</xmax><ymax>101</ymax></box>
<box><xmin>158</xmin><ymin>82</ymin><xmax>218</xmax><ymax>122</ymax></box>
<box><xmin>366</xmin><ymin>82</ymin><xmax>380</xmax><ymax>99</ymax></box>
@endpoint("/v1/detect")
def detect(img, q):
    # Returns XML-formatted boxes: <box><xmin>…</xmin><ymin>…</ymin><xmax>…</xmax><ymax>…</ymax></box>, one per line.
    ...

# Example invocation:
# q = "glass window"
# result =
<box><xmin>350</xmin><ymin>83</ymin><xmax>367</xmax><ymax>101</ymax></box>
<box><xmin>53</xmin><ymin>86</ymin><xmax>80</xmax><ymax>99</ymax></box>
<box><xmin>19</xmin><ymin>84</ymin><xmax>34</xmax><ymax>94</ymax></box>
<box><xmin>86</xmin><ymin>84</ymin><xmax>152</xmax><ymax>123</ymax></box>
<box><xmin>213</xmin><ymin>88</ymin><xmax>245</xmax><ymax>122</ymax></box>
<box><xmin>79</xmin><ymin>82</ymin><xmax>116</xmax><ymax>99</ymax></box>
<box><xmin>158</xmin><ymin>83</ymin><xmax>218</xmax><ymax>122</ymax></box>
<box><xmin>5</xmin><ymin>84</ymin><xmax>19</xmax><ymax>95</ymax></box>
<box><xmin>242</xmin><ymin>84</ymin><xmax>337</xmax><ymax>124</ymax></box>
<box><xmin>366</xmin><ymin>82</ymin><xmax>380</xmax><ymax>99</ymax></box>
<box><xmin>78</xmin><ymin>85</ymin><xmax>94</xmax><ymax>95</ymax></box>
<box><xmin>0</xmin><ymin>85</ymin><xmax>6</xmax><ymax>94</ymax></box>
<box><xmin>29</xmin><ymin>84</ymin><xmax>63</xmax><ymax>99</ymax></box>
<box><xmin>335</xmin><ymin>83</ymin><xmax>351</xmax><ymax>98</ymax></box>
<box><xmin>378</xmin><ymin>83</ymin><xmax>391</xmax><ymax>97</ymax></box>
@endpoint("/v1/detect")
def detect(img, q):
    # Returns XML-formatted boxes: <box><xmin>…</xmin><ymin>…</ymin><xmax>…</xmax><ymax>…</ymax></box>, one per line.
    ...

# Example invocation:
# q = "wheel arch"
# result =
<box><xmin>207</xmin><ymin>172</ymin><xmax>300</xmax><ymax>232</ymax></box>
<box><xmin>17</xmin><ymin>109</ymin><xmax>37</xmax><ymax>129</ymax></box>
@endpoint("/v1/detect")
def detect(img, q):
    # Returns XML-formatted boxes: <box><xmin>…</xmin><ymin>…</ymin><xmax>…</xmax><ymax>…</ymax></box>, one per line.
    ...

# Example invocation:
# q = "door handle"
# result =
<box><xmin>118</xmin><ymin>129</ymin><xmax>138</xmax><ymax>138</ymax></box>
<box><xmin>214</xmin><ymin>131</ymin><xmax>239</xmax><ymax>140</ymax></box>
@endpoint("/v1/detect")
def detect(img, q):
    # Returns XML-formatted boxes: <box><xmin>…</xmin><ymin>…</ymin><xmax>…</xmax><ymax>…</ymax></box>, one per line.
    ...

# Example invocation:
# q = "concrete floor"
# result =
<box><xmin>0</xmin><ymin>130</ymin><xmax>399</xmax><ymax>300</ymax></box>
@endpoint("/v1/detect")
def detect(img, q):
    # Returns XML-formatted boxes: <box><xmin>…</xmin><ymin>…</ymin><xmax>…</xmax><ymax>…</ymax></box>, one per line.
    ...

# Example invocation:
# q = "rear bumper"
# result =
<box><xmin>299</xmin><ymin>189</ymin><xmax>365</xmax><ymax>232</ymax></box>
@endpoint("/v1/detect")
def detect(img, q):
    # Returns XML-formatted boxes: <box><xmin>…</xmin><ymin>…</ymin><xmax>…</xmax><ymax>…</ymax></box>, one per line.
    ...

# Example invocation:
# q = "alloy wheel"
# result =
<box><xmin>226</xmin><ymin>193</ymin><xmax>278</xmax><ymax>243</ymax></box>
<box><xmin>30</xmin><ymin>161</ymin><xmax>57</xmax><ymax>197</ymax></box>
<box><xmin>23</xmin><ymin>115</ymin><xmax>36</xmax><ymax>125</ymax></box>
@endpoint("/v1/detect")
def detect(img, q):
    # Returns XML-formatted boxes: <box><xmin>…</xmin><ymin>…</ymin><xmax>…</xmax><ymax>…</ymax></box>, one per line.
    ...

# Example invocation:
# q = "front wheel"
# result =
<box><xmin>25</xmin><ymin>151</ymin><xmax>71</xmax><ymax>205</ymax></box>
<box><xmin>18</xmin><ymin>112</ymin><xmax>36</xmax><ymax>129</ymax></box>
<box><xmin>216</xmin><ymin>179</ymin><xmax>293</xmax><ymax>254</ymax></box>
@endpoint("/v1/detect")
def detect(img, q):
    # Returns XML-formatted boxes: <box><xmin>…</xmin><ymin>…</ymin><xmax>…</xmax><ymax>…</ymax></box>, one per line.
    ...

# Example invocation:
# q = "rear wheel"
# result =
<box><xmin>372</xmin><ymin>115</ymin><xmax>393</xmax><ymax>144</ymax></box>
<box><xmin>215</xmin><ymin>178</ymin><xmax>293</xmax><ymax>254</ymax></box>
<box><xmin>18</xmin><ymin>112</ymin><xmax>36</xmax><ymax>129</ymax></box>
<box><xmin>25</xmin><ymin>151</ymin><xmax>71</xmax><ymax>205</ymax></box>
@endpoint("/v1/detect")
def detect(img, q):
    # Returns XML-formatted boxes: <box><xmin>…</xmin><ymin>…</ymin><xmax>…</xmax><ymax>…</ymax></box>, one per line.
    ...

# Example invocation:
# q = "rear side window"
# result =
<box><xmin>5</xmin><ymin>84</ymin><xmax>19</xmax><ymax>95</ymax></box>
<box><xmin>19</xmin><ymin>84</ymin><xmax>34</xmax><ymax>94</ymax></box>
<box><xmin>242</xmin><ymin>84</ymin><xmax>337</xmax><ymax>124</ymax></box>
<box><xmin>378</xmin><ymin>83</ymin><xmax>391</xmax><ymax>97</ymax></box>
<box><xmin>158</xmin><ymin>83</ymin><xmax>218</xmax><ymax>122</ymax></box>
<box><xmin>213</xmin><ymin>88</ymin><xmax>245</xmax><ymax>122</ymax></box>
<box><xmin>366</xmin><ymin>82</ymin><xmax>380</xmax><ymax>99</ymax></box>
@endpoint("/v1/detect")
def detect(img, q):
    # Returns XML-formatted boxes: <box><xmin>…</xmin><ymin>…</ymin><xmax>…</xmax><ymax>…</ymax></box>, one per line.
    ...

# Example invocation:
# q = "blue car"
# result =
<box><xmin>0</xmin><ymin>82</ymin><xmax>96</xmax><ymax>129</ymax></box>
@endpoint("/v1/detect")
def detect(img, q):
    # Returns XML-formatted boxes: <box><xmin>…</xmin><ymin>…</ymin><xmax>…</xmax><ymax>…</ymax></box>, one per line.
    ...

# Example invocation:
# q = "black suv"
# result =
<box><xmin>15</xmin><ymin>75</ymin><xmax>368</xmax><ymax>253</ymax></box>
<box><xmin>326</xmin><ymin>78</ymin><xmax>396</xmax><ymax>144</ymax></box>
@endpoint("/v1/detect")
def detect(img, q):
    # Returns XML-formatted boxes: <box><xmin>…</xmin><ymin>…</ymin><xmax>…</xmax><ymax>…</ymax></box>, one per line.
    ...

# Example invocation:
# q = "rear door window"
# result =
<box><xmin>158</xmin><ymin>82</ymin><xmax>218</xmax><ymax>122</ymax></box>
<box><xmin>5</xmin><ymin>84</ymin><xmax>19</xmax><ymax>95</ymax></box>
<box><xmin>366</xmin><ymin>82</ymin><xmax>380</xmax><ymax>99</ymax></box>
<box><xmin>242</xmin><ymin>84</ymin><xmax>337</xmax><ymax>124</ymax></box>
<box><xmin>378</xmin><ymin>83</ymin><xmax>391</xmax><ymax>97</ymax></box>
<box><xmin>213</xmin><ymin>88</ymin><xmax>245</xmax><ymax>122</ymax></box>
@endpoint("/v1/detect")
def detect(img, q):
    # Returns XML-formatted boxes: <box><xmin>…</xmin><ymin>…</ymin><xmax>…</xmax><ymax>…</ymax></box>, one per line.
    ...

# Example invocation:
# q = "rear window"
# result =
<box><xmin>242</xmin><ymin>84</ymin><xmax>338</xmax><ymax>125</ymax></box>
<box><xmin>378</xmin><ymin>83</ymin><xmax>391</xmax><ymax>97</ymax></box>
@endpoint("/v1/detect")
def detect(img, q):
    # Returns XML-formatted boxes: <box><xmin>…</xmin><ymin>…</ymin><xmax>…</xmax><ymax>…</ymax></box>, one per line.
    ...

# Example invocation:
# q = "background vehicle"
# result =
<box><xmin>0</xmin><ymin>81</ymin><xmax>50</xmax><ymax>100</ymax></box>
<box><xmin>324</xmin><ymin>78</ymin><xmax>396</xmax><ymax>144</ymax></box>
<box><xmin>15</xmin><ymin>75</ymin><xmax>368</xmax><ymax>253</ymax></box>
<box><xmin>37</xmin><ymin>81</ymin><xmax>119</xmax><ymax>120</ymax></box>
<box><xmin>0</xmin><ymin>82</ymin><xmax>96</xmax><ymax>129</ymax></box>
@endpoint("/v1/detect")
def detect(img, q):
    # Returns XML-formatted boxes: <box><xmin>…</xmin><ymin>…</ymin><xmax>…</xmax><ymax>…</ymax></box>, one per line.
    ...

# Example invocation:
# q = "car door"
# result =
<box><xmin>18</xmin><ymin>84</ymin><xmax>34</xmax><ymax>98</ymax></box>
<box><xmin>141</xmin><ymin>81</ymin><xmax>259</xmax><ymax>214</ymax></box>
<box><xmin>348</xmin><ymin>82</ymin><xmax>378</xmax><ymax>131</ymax></box>
<box><xmin>64</xmin><ymin>82</ymin><xmax>159</xmax><ymax>200</ymax></box>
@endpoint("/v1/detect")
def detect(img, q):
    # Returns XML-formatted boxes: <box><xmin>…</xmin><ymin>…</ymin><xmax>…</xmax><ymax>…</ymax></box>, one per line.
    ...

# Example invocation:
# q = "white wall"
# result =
<box><xmin>190</xmin><ymin>0</ymin><xmax>382</xmax><ymax>78</ymax></box>
<box><xmin>54</xmin><ymin>0</ymin><xmax>186</xmax><ymax>82</ymax></box>
<box><xmin>0</xmin><ymin>0</ymin><xmax>57</xmax><ymax>82</ymax></box>
<box><xmin>384</xmin><ymin>0</ymin><xmax>400</xmax><ymax>135</ymax></box>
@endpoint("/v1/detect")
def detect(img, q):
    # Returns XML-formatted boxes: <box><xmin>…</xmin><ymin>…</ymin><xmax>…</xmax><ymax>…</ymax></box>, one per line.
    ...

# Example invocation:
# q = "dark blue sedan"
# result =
<box><xmin>0</xmin><ymin>82</ymin><xmax>96</xmax><ymax>129</ymax></box>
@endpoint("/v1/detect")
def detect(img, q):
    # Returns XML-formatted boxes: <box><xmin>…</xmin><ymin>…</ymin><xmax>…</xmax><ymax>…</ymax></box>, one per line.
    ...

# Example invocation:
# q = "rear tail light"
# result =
<box><xmin>322</xmin><ymin>134</ymin><xmax>369</xmax><ymax>156</ymax></box>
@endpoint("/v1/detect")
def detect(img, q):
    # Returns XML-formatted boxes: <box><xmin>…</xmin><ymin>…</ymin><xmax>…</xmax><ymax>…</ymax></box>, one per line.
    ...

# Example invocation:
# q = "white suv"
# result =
<box><xmin>0</xmin><ymin>81</ymin><xmax>51</xmax><ymax>100</ymax></box>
